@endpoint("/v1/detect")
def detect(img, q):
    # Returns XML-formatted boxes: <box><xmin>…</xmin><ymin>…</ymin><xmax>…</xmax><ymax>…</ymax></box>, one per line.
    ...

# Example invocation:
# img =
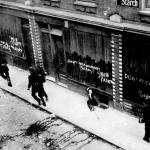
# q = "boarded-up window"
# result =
<box><xmin>67</xmin><ymin>28</ymin><xmax>112</xmax><ymax>91</ymax></box>
<box><xmin>0</xmin><ymin>14</ymin><xmax>25</xmax><ymax>58</ymax></box>
<box><xmin>123</xmin><ymin>33</ymin><xmax>150</xmax><ymax>105</ymax></box>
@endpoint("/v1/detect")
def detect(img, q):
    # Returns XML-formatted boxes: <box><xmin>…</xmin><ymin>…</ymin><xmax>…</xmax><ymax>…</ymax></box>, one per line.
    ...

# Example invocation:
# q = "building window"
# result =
<box><xmin>139</xmin><ymin>0</ymin><xmax>150</xmax><ymax>21</ymax></box>
<box><xmin>42</xmin><ymin>0</ymin><xmax>60</xmax><ymax>8</ymax></box>
<box><xmin>74</xmin><ymin>0</ymin><xmax>97</xmax><ymax>13</ymax></box>
<box><xmin>145</xmin><ymin>0</ymin><xmax>150</xmax><ymax>8</ymax></box>
<box><xmin>66</xmin><ymin>28</ymin><xmax>112</xmax><ymax>90</ymax></box>
<box><xmin>141</xmin><ymin>0</ymin><xmax>150</xmax><ymax>9</ymax></box>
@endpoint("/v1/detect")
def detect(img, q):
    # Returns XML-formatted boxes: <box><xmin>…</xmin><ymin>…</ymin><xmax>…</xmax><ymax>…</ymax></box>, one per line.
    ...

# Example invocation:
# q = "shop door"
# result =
<box><xmin>41</xmin><ymin>29</ymin><xmax>65</xmax><ymax>80</ymax></box>
<box><xmin>22</xmin><ymin>27</ymin><xmax>35</xmax><ymax>68</ymax></box>
<box><xmin>51</xmin><ymin>35</ymin><xmax>65</xmax><ymax>75</ymax></box>
<box><xmin>41</xmin><ymin>32</ymin><xmax>55</xmax><ymax>77</ymax></box>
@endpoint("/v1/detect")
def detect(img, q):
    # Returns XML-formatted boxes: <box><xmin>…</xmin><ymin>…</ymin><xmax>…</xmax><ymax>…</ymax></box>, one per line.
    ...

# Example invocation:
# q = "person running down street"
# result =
<box><xmin>27</xmin><ymin>66</ymin><xmax>46</xmax><ymax>106</ymax></box>
<box><xmin>35</xmin><ymin>63</ymin><xmax>48</xmax><ymax>101</ymax></box>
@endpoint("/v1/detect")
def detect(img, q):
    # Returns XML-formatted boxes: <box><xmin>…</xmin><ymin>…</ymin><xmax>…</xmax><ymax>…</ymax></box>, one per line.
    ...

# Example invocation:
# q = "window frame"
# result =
<box><xmin>142</xmin><ymin>0</ymin><xmax>150</xmax><ymax>10</ymax></box>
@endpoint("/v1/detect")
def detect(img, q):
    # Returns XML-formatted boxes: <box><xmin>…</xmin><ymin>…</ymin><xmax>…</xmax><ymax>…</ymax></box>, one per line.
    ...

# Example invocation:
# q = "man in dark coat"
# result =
<box><xmin>139</xmin><ymin>101</ymin><xmax>150</xmax><ymax>142</ymax></box>
<box><xmin>27</xmin><ymin>66</ymin><xmax>46</xmax><ymax>106</ymax></box>
<box><xmin>0</xmin><ymin>59</ymin><xmax>12</xmax><ymax>87</ymax></box>
<box><xmin>35</xmin><ymin>63</ymin><xmax>48</xmax><ymax>101</ymax></box>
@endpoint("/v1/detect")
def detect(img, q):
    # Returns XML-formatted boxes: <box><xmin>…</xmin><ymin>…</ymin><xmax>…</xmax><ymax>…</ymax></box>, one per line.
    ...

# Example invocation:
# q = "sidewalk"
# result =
<box><xmin>0</xmin><ymin>65</ymin><xmax>150</xmax><ymax>150</ymax></box>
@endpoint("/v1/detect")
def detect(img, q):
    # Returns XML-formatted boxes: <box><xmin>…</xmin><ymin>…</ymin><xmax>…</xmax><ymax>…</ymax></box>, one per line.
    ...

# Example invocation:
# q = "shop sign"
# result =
<box><xmin>118</xmin><ymin>0</ymin><xmax>139</xmax><ymax>7</ymax></box>
<box><xmin>0</xmin><ymin>36</ymin><xmax>24</xmax><ymax>57</ymax></box>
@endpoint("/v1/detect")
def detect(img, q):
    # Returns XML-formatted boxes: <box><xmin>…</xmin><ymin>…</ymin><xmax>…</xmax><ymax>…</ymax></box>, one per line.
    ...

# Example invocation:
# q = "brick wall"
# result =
<box><xmin>0</xmin><ymin>0</ymin><xmax>142</xmax><ymax>23</ymax></box>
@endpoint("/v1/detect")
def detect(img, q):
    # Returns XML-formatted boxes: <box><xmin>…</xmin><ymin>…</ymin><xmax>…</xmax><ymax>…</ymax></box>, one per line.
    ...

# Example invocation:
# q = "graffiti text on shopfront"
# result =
<box><xmin>67</xmin><ymin>59</ymin><xmax>112</xmax><ymax>84</ymax></box>
<box><xmin>124</xmin><ymin>73</ymin><xmax>150</xmax><ymax>86</ymax></box>
<box><xmin>97</xmin><ymin>71</ymin><xmax>112</xmax><ymax>84</ymax></box>
<box><xmin>67</xmin><ymin>59</ymin><xmax>100</xmax><ymax>72</ymax></box>
<box><xmin>125</xmin><ymin>73</ymin><xmax>150</xmax><ymax>100</ymax></box>
<box><xmin>0</xmin><ymin>36</ymin><xmax>23</xmax><ymax>55</ymax></box>
<box><xmin>138</xmin><ymin>90</ymin><xmax>150</xmax><ymax>100</ymax></box>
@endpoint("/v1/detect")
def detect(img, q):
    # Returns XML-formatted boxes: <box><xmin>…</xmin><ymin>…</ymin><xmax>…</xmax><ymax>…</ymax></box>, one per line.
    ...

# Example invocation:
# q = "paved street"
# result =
<box><xmin>0</xmin><ymin>89</ymin><xmax>121</xmax><ymax>150</ymax></box>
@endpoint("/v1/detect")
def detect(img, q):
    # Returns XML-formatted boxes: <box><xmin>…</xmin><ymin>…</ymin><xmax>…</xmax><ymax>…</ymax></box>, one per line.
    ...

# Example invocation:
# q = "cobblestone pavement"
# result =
<box><xmin>0</xmin><ymin>89</ymin><xmax>120</xmax><ymax>150</ymax></box>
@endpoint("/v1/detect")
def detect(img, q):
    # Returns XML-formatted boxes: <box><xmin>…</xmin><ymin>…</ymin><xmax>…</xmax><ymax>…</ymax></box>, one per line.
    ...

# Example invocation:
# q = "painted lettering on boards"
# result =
<box><xmin>124</xmin><ymin>73</ymin><xmax>150</xmax><ymax>86</ymax></box>
<box><xmin>0</xmin><ymin>36</ymin><xmax>23</xmax><ymax>56</ymax></box>
<box><xmin>67</xmin><ymin>59</ymin><xmax>112</xmax><ymax>84</ymax></box>
<box><xmin>97</xmin><ymin>71</ymin><xmax>113</xmax><ymax>84</ymax></box>
<box><xmin>138</xmin><ymin>90</ymin><xmax>150</xmax><ymax>100</ymax></box>
<box><xmin>125</xmin><ymin>73</ymin><xmax>150</xmax><ymax>100</ymax></box>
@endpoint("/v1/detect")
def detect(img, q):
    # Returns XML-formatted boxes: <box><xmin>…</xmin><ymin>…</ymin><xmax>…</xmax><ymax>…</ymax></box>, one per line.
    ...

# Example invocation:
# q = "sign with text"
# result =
<box><xmin>124</xmin><ymin>73</ymin><xmax>150</xmax><ymax>103</ymax></box>
<box><xmin>0</xmin><ymin>35</ymin><xmax>25</xmax><ymax>57</ymax></box>
<box><xmin>67</xmin><ymin>59</ymin><xmax>112</xmax><ymax>85</ymax></box>
<box><xmin>118</xmin><ymin>0</ymin><xmax>139</xmax><ymax>8</ymax></box>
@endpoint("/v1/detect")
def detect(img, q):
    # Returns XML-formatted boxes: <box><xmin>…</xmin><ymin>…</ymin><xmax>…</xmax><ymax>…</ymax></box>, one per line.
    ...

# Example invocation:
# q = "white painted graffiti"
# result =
<box><xmin>138</xmin><ymin>90</ymin><xmax>150</xmax><ymax>100</ymax></box>
<box><xmin>97</xmin><ymin>71</ymin><xmax>112</xmax><ymax>84</ymax></box>
<box><xmin>67</xmin><ymin>59</ymin><xmax>100</xmax><ymax>72</ymax></box>
<box><xmin>67</xmin><ymin>59</ymin><xmax>112</xmax><ymax>84</ymax></box>
<box><xmin>0</xmin><ymin>36</ymin><xmax>23</xmax><ymax>54</ymax></box>
<box><xmin>124</xmin><ymin>73</ymin><xmax>150</xmax><ymax>86</ymax></box>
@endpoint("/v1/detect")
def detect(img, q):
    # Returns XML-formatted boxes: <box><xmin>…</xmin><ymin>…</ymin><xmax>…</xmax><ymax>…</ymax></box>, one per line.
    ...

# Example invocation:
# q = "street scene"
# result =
<box><xmin>0</xmin><ymin>89</ymin><xmax>120</xmax><ymax>150</ymax></box>
<box><xmin>1</xmin><ymin>0</ymin><xmax>150</xmax><ymax>150</ymax></box>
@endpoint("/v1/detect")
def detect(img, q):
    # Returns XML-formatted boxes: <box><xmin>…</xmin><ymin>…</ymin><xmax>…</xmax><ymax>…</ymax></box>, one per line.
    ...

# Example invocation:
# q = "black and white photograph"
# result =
<box><xmin>0</xmin><ymin>0</ymin><xmax>150</xmax><ymax>149</ymax></box>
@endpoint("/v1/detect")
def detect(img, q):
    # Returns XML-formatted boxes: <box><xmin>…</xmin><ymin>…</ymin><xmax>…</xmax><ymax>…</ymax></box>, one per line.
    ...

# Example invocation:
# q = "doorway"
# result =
<box><xmin>40</xmin><ymin>26</ymin><xmax>65</xmax><ymax>81</ymax></box>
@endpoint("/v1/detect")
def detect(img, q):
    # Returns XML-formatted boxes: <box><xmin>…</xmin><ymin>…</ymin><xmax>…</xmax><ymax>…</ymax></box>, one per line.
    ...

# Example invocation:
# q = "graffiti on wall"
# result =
<box><xmin>0</xmin><ymin>36</ymin><xmax>24</xmax><ymax>57</ymax></box>
<box><xmin>124</xmin><ymin>73</ymin><xmax>150</xmax><ymax>101</ymax></box>
<box><xmin>97</xmin><ymin>71</ymin><xmax>112</xmax><ymax>84</ymax></box>
<box><xmin>66</xmin><ymin>52</ymin><xmax>112</xmax><ymax>87</ymax></box>
<box><xmin>125</xmin><ymin>73</ymin><xmax>150</xmax><ymax>86</ymax></box>
<box><xmin>67</xmin><ymin>59</ymin><xmax>112</xmax><ymax>84</ymax></box>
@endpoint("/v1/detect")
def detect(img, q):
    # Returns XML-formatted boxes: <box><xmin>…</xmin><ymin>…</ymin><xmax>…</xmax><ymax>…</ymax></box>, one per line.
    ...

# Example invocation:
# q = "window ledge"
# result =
<box><xmin>74</xmin><ymin>1</ymin><xmax>97</xmax><ymax>8</ymax></box>
<box><xmin>139</xmin><ymin>10</ymin><xmax>150</xmax><ymax>16</ymax></box>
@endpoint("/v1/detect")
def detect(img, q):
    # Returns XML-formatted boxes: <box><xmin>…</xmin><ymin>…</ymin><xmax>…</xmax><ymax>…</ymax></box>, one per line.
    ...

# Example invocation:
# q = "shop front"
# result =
<box><xmin>36</xmin><ymin>17</ymin><xmax>65</xmax><ymax>79</ymax></box>
<box><xmin>0</xmin><ymin>13</ymin><xmax>34</xmax><ymax>69</ymax></box>
<box><xmin>123</xmin><ymin>32</ymin><xmax>150</xmax><ymax>116</ymax></box>
<box><xmin>37</xmin><ymin>19</ymin><xmax>112</xmax><ymax>105</ymax></box>
<box><xmin>65</xmin><ymin>25</ymin><xmax>112</xmax><ymax>89</ymax></box>
<box><xmin>64</xmin><ymin>23</ymin><xmax>112</xmax><ymax>105</ymax></box>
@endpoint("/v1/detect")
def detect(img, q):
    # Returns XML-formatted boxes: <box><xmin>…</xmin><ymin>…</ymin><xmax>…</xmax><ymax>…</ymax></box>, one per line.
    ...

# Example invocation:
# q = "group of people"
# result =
<box><xmin>27</xmin><ymin>64</ymin><xmax>48</xmax><ymax>106</ymax></box>
<box><xmin>0</xmin><ymin>58</ymin><xmax>48</xmax><ymax>107</ymax></box>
